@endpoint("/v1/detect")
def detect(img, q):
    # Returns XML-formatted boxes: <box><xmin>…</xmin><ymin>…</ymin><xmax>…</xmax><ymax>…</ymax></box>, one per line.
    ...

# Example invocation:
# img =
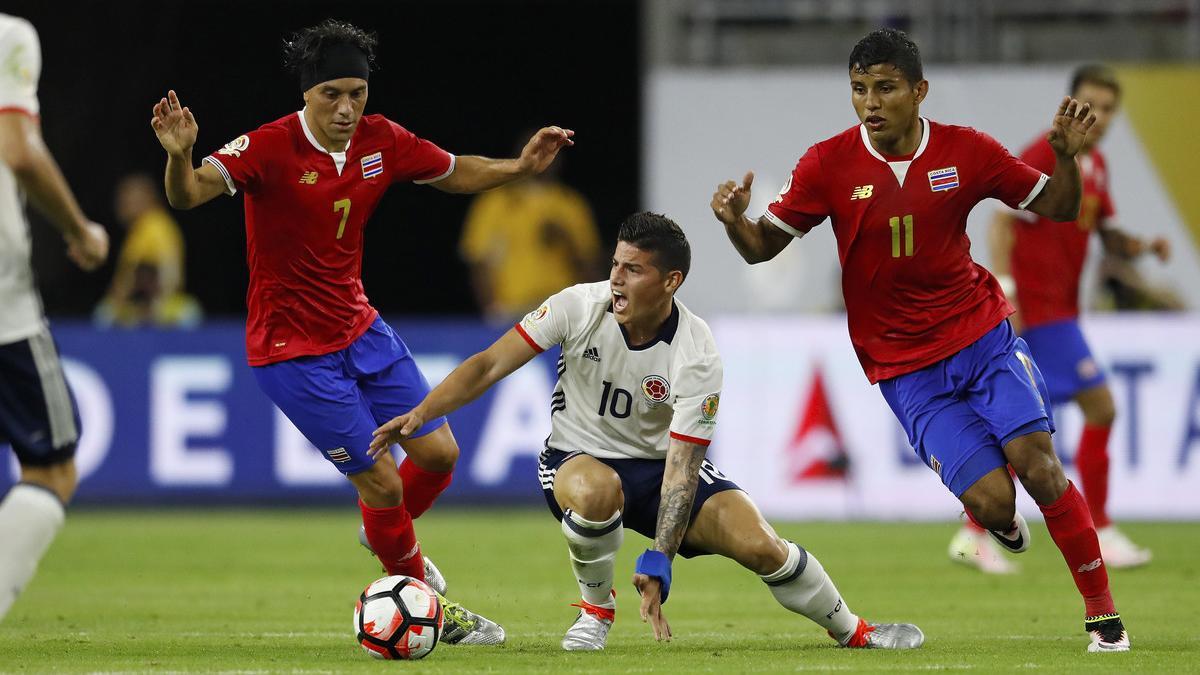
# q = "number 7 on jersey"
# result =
<box><xmin>334</xmin><ymin>198</ymin><xmax>352</xmax><ymax>239</ymax></box>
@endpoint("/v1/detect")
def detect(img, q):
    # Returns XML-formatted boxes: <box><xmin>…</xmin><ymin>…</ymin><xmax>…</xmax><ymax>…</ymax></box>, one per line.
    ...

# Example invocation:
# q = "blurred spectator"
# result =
<box><xmin>93</xmin><ymin>173</ymin><xmax>201</xmax><ymax>327</ymax></box>
<box><xmin>459</xmin><ymin>140</ymin><xmax>601</xmax><ymax>321</ymax></box>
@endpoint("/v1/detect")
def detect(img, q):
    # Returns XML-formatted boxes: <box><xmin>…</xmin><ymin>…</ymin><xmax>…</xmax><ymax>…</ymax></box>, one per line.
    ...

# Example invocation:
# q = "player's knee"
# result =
<box><xmin>420</xmin><ymin>440</ymin><xmax>459</xmax><ymax>473</ymax></box>
<box><xmin>1018</xmin><ymin>451</ymin><xmax>1067</xmax><ymax>497</ymax></box>
<box><xmin>960</xmin><ymin>475</ymin><xmax>1016</xmax><ymax>530</ymax></box>
<box><xmin>19</xmin><ymin>457</ymin><xmax>78</xmax><ymax>504</ymax></box>
<box><xmin>562</xmin><ymin>471</ymin><xmax>623</xmax><ymax>521</ymax></box>
<box><xmin>1083</xmin><ymin>390</ymin><xmax>1116</xmax><ymax>427</ymax></box>
<box><xmin>743</xmin><ymin>534</ymin><xmax>789</xmax><ymax>576</ymax></box>
<box><xmin>352</xmin><ymin>465</ymin><xmax>406</xmax><ymax>508</ymax></box>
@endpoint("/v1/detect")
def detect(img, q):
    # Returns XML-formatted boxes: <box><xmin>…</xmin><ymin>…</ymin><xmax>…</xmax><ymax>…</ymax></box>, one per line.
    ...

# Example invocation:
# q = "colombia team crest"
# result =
<box><xmin>641</xmin><ymin>375</ymin><xmax>671</xmax><ymax>405</ymax></box>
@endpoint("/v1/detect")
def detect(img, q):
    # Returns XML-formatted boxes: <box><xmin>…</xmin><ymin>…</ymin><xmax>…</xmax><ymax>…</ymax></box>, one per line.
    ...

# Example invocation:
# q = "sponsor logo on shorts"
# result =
<box><xmin>326</xmin><ymin>447</ymin><xmax>352</xmax><ymax>463</ymax></box>
<box><xmin>699</xmin><ymin>393</ymin><xmax>720</xmax><ymax>425</ymax></box>
<box><xmin>641</xmin><ymin>375</ymin><xmax>670</xmax><ymax>404</ymax></box>
<box><xmin>1077</xmin><ymin>357</ymin><xmax>1100</xmax><ymax>380</ymax></box>
<box><xmin>929</xmin><ymin>455</ymin><xmax>942</xmax><ymax>476</ymax></box>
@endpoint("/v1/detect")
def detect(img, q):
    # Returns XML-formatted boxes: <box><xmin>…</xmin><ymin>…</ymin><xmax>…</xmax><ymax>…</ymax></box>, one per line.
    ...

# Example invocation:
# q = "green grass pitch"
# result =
<box><xmin>0</xmin><ymin>508</ymin><xmax>1196</xmax><ymax>672</ymax></box>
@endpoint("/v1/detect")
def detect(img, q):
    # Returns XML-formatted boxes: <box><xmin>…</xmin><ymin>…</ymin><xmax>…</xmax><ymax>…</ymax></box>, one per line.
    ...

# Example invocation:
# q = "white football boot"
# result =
<box><xmin>948</xmin><ymin>525</ymin><xmax>1019</xmax><ymax>574</ymax></box>
<box><xmin>562</xmin><ymin>592</ymin><xmax>616</xmax><ymax>651</ymax></box>
<box><xmin>1097</xmin><ymin>526</ymin><xmax>1152</xmax><ymax>569</ymax></box>
<box><xmin>985</xmin><ymin>510</ymin><xmax>1031</xmax><ymax>554</ymax></box>
<box><xmin>836</xmin><ymin>617</ymin><xmax>925</xmax><ymax>649</ymax></box>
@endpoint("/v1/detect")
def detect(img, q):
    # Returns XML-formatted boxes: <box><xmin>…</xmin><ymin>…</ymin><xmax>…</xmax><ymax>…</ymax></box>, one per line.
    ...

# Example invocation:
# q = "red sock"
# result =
<box><xmin>398</xmin><ymin>458</ymin><xmax>453</xmax><ymax>519</ymax></box>
<box><xmin>1075</xmin><ymin>424</ymin><xmax>1112</xmax><ymax>528</ymax></box>
<box><xmin>1038</xmin><ymin>482</ymin><xmax>1115</xmax><ymax>618</ymax></box>
<box><xmin>359</xmin><ymin>499</ymin><xmax>424</xmax><ymax>581</ymax></box>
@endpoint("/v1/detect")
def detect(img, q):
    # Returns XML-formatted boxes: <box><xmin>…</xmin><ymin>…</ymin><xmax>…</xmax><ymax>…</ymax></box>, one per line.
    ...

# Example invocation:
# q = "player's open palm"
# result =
<box><xmin>518</xmin><ymin>126</ymin><xmax>575</xmax><ymax>175</ymax></box>
<box><xmin>711</xmin><ymin>172</ymin><xmax>754</xmax><ymax>226</ymax></box>
<box><xmin>369</xmin><ymin>411</ymin><xmax>425</xmax><ymax>459</ymax></box>
<box><xmin>633</xmin><ymin>574</ymin><xmax>672</xmax><ymax>641</ymax></box>
<box><xmin>1047</xmin><ymin>96</ymin><xmax>1096</xmax><ymax>159</ymax></box>
<box><xmin>151</xmin><ymin>90</ymin><xmax>198</xmax><ymax>157</ymax></box>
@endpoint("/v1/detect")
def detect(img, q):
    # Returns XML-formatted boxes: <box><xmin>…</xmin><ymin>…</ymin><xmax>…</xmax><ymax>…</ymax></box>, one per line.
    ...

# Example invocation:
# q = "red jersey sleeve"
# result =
<box><xmin>764</xmin><ymin>145</ymin><xmax>829</xmax><ymax>237</ymax></box>
<box><xmin>976</xmin><ymin>130</ymin><xmax>1048</xmax><ymax>210</ymax></box>
<box><xmin>202</xmin><ymin>128</ymin><xmax>277</xmax><ymax>196</ymax></box>
<box><xmin>388</xmin><ymin>121</ymin><xmax>454</xmax><ymax>185</ymax></box>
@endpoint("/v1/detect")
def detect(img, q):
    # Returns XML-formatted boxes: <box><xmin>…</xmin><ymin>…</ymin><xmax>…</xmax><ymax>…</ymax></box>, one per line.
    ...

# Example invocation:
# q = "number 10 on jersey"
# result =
<box><xmin>890</xmin><ymin>214</ymin><xmax>914</xmax><ymax>257</ymax></box>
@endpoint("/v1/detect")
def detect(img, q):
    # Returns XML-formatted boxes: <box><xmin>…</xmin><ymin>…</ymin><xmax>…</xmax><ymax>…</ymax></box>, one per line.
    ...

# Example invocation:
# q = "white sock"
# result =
<box><xmin>761</xmin><ymin>541</ymin><xmax>858</xmax><ymax>643</ymax></box>
<box><xmin>0</xmin><ymin>483</ymin><xmax>66</xmax><ymax>622</ymax></box>
<box><xmin>561</xmin><ymin>509</ymin><xmax>623</xmax><ymax>607</ymax></box>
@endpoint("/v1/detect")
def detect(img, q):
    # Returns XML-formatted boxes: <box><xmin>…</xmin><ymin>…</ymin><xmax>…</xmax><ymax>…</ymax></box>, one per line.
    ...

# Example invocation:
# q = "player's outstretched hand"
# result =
<box><xmin>517</xmin><ymin>126</ymin><xmax>575</xmax><ymax>176</ymax></box>
<box><xmin>65</xmin><ymin>221</ymin><xmax>109</xmax><ymax>271</ymax></box>
<box><xmin>1047</xmin><ymin>96</ymin><xmax>1096</xmax><ymax>159</ymax></box>
<box><xmin>151</xmin><ymin>90</ymin><xmax>199</xmax><ymax>157</ymax></box>
<box><xmin>632</xmin><ymin>573</ymin><xmax>672</xmax><ymax>641</ymax></box>
<box><xmin>711</xmin><ymin>171</ymin><xmax>754</xmax><ymax>226</ymax></box>
<box><xmin>369</xmin><ymin>411</ymin><xmax>426</xmax><ymax>459</ymax></box>
<box><xmin>1150</xmin><ymin>236</ymin><xmax>1172</xmax><ymax>262</ymax></box>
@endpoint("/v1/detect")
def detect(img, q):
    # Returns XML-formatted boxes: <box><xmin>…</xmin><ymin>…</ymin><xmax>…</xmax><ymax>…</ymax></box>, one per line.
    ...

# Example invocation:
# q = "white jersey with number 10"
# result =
<box><xmin>514</xmin><ymin>281</ymin><xmax>722</xmax><ymax>460</ymax></box>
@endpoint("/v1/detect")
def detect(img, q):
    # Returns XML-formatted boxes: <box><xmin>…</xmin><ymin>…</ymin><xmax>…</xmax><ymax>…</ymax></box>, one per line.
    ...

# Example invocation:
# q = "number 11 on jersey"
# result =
<box><xmin>890</xmin><ymin>214</ymin><xmax>914</xmax><ymax>257</ymax></box>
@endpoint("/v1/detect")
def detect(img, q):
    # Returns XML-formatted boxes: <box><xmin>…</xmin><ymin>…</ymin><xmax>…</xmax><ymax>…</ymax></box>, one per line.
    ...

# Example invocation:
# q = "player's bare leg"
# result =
<box><xmin>0</xmin><ymin>460</ymin><xmax>76</xmax><ymax>621</ymax></box>
<box><xmin>682</xmin><ymin>490</ymin><xmax>923</xmax><ymax>649</ymax></box>
<box><xmin>1074</xmin><ymin>384</ymin><xmax>1150</xmax><ymax>568</ymax></box>
<box><xmin>553</xmin><ymin>454</ymin><xmax>624</xmax><ymax>650</ymax></box>
<box><xmin>950</xmin><ymin>466</ymin><xmax>1019</xmax><ymax>573</ymax></box>
<box><xmin>958</xmin><ymin>466</ymin><xmax>1030</xmax><ymax>553</ymax></box>
<box><xmin>1003</xmin><ymin>431</ymin><xmax>1129</xmax><ymax>651</ymax></box>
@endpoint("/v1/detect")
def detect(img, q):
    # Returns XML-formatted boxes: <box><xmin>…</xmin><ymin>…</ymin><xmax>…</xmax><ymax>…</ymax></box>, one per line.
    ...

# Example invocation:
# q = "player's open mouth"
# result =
<box><xmin>865</xmin><ymin>116</ymin><xmax>885</xmax><ymax>130</ymax></box>
<box><xmin>613</xmin><ymin>291</ymin><xmax>629</xmax><ymax>313</ymax></box>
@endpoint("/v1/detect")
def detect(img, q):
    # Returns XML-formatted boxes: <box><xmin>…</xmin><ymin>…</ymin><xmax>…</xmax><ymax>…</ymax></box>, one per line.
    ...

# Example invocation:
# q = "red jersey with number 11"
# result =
<box><xmin>204</xmin><ymin>111</ymin><xmax>454</xmax><ymax>366</ymax></box>
<box><xmin>765</xmin><ymin>119</ymin><xmax>1048</xmax><ymax>383</ymax></box>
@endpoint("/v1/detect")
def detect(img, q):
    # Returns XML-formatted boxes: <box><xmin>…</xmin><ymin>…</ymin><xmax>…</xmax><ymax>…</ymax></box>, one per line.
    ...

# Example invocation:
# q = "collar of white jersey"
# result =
<box><xmin>859</xmin><ymin>116</ymin><xmax>930</xmax><ymax>164</ymax></box>
<box><xmin>297</xmin><ymin>108</ymin><xmax>351</xmax><ymax>155</ymax></box>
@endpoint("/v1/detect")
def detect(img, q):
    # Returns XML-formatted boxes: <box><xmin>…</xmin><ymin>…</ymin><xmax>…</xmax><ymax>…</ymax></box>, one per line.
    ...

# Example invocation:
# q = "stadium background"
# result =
<box><xmin>4</xmin><ymin>1</ymin><xmax>1199</xmax><ymax>519</ymax></box>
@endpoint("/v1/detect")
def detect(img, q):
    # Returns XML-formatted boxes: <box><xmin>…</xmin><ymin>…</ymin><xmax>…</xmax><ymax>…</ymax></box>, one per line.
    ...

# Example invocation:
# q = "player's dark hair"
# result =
<box><xmin>617</xmin><ymin>212</ymin><xmax>691</xmax><ymax>282</ymax></box>
<box><xmin>849</xmin><ymin>28</ymin><xmax>924</xmax><ymax>84</ymax></box>
<box><xmin>283</xmin><ymin>19</ymin><xmax>378</xmax><ymax>79</ymax></box>
<box><xmin>1070</xmin><ymin>64</ymin><xmax>1121</xmax><ymax>98</ymax></box>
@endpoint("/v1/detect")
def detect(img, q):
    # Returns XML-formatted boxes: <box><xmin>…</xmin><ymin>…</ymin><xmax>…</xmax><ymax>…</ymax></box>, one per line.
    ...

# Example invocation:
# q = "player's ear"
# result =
<box><xmin>664</xmin><ymin>270</ymin><xmax>683</xmax><ymax>294</ymax></box>
<box><xmin>913</xmin><ymin>79</ymin><xmax>929</xmax><ymax>105</ymax></box>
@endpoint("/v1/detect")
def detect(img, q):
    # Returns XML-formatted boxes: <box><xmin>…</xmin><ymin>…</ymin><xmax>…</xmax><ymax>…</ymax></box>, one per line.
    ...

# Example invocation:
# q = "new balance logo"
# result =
<box><xmin>582</xmin><ymin>347</ymin><xmax>601</xmax><ymax>362</ymax></box>
<box><xmin>850</xmin><ymin>185</ymin><xmax>873</xmax><ymax>200</ymax></box>
<box><xmin>298</xmin><ymin>171</ymin><xmax>319</xmax><ymax>184</ymax></box>
<box><xmin>1077</xmin><ymin>558</ymin><xmax>1104</xmax><ymax>573</ymax></box>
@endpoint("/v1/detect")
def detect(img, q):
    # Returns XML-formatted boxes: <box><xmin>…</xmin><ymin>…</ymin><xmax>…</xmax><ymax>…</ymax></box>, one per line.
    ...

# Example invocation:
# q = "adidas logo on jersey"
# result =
<box><xmin>582</xmin><ymin>347</ymin><xmax>601</xmax><ymax>363</ymax></box>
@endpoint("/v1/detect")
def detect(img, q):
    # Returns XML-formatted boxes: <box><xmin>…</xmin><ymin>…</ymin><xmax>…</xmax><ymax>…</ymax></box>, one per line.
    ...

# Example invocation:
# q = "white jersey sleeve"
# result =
<box><xmin>668</xmin><ymin>323</ymin><xmax>723</xmax><ymax>446</ymax></box>
<box><xmin>513</xmin><ymin>284</ymin><xmax>593</xmax><ymax>352</ymax></box>
<box><xmin>0</xmin><ymin>16</ymin><xmax>41</xmax><ymax>115</ymax></box>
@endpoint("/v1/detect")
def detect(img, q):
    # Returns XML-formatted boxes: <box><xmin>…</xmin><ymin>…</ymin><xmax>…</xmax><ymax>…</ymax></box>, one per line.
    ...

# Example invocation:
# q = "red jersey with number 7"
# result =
<box><xmin>765</xmin><ymin>119</ymin><xmax>1048</xmax><ymax>383</ymax></box>
<box><xmin>203</xmin><ymin>111</ymin><xmax>454</xmax><ymax>366</ymax></box>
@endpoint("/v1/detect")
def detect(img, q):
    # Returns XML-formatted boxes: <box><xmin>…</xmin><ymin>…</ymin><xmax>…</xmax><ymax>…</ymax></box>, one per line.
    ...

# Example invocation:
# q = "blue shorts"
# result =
<box><xmin>252</xmin><ymin>316</ymin><xmax>446</xmax><ymax>475</ymax></box>
<box><xmin>879</xmin><ymin>321</ymin><xmax>1055</xmax><ymax>497</ymax></box>
<box><xmin>0</xmin><ymin>330</ymin><xmax>80</xmax><ymax>467</ymax></box>
<box><xmin>537</xmin><ymin>448</ymin><xmax>741</xmax><ymax>558</ymax></box>
<box><xmin>1021</xmin><ymin>319</ymin><xmax>1106</xmax><ymax>404</ymax></box>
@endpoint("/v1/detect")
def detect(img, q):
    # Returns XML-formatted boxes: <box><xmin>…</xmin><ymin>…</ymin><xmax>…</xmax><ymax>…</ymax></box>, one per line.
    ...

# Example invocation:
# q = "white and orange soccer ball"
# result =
<box><xmin>353</xmin><ymin>575</ymin><xmax>443</xmax><ymax>660</ymax></box>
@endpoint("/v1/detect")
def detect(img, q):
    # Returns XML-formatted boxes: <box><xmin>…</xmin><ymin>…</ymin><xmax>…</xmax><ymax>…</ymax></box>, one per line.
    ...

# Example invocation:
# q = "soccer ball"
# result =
<box><xmin>353</xmin><ymin>575</ymin><xmax>443</xmax><ymax>659</ymax></box>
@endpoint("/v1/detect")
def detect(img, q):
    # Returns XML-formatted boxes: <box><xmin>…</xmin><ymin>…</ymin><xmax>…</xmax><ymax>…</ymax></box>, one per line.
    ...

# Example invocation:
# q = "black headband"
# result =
<box><xmin>300</xmin><ymin>41</ymin><xmax>370</xmax><ymax>92</ymax></box>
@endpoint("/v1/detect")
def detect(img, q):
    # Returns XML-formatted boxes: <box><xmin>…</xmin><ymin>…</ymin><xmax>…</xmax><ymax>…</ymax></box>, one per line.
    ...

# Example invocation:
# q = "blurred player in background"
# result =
<box><xmin>951</xmin><ymin>65</ymin><xmax>1167</xmax><ymax>573</ymax></box>
<box><xmin>371</xmin><ymin>213</ymin><xmax>923</xmax><ymax>651</ymax></box>
<box><xmin>0</xmin><ymin>13</ymin><xmax>109</xmax><ymax>622</ymax></box>
<box><xmin>713</xmin><ymin>29</ymin><xmax>1130</xmax><ymax>652</ymax></box>
<box><xmin>149</xmin><ymin>18</ymin><xmax>572</xmax><ymax>645</ymax></box>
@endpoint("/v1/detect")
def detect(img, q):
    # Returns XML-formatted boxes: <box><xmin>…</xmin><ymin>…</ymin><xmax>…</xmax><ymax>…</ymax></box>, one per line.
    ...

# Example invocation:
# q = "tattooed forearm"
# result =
<box><xmin>653</xmin><ymin>441</ymin><xmax>707</xmax><ymax>558</ymax></box>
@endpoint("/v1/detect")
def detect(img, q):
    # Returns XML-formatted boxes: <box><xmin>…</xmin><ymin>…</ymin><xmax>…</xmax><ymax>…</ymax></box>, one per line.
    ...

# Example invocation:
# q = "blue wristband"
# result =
<box><xmin>635</xmin><ymin>549</ymin><xmax>672</xmax><ymax>604</ymax></box>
